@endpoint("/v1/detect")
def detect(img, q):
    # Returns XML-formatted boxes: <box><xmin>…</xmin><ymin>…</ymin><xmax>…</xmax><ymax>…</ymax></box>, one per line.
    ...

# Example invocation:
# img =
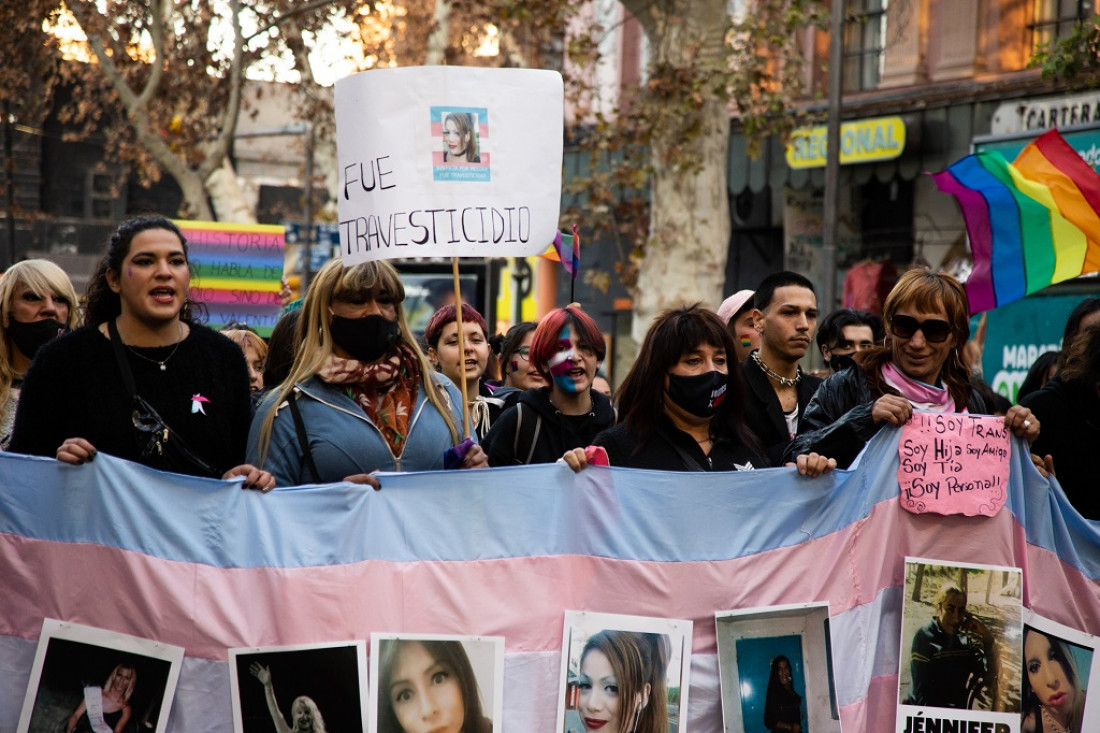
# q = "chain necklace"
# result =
<box><xmin>123</xmin><ymin>321</ymin><xmax>185</xmax><ymax>372</ymax></box>
<box><xmin>752</xmin><ymin>350</ymin><xmax>802</xmax><ymax>388</ymax></box>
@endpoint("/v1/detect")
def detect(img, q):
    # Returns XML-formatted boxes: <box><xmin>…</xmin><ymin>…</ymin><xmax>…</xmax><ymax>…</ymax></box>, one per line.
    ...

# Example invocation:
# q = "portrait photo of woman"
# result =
<box><xmin>372</xmin><ymin>635</ymin><xmax>502</xmax><ymax>733</ymax></box>
<box><xmin>1022</xmin><ymin>625</ymin><xmax>1090</xmax><ymax>733</ymax></box>
<box><xmin>440</xmin><ymin>112</ymin><xmax>481</xmax><ymax>164</ymax></box>
<box><xmin>559</xmin><ymin>611</ymin><xmax>692</xmax><ymax>733</ymax></box>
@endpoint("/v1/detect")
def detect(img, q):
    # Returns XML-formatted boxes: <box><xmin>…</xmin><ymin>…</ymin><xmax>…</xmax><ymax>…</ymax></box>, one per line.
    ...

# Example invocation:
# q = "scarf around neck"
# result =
<box><xmin>882</xmin><ymin>360</ymin><xmax>961</xmax><ymax>412</ymax></box>
<box><xmin>318</xmin><ymin>343</ymin><xmax>421</xmax><ymax>456</ymax></box>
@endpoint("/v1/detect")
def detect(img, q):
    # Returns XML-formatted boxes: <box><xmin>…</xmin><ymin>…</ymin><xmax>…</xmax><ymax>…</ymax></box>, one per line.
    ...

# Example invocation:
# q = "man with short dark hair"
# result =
<box><xmin>816</xmin><ymin>308</ymin><xmax>882</xmax><ymax>373</ymax></box>
<box><xmin>741</xmin><ymin>271</ymin><xmax>822</xmax><ymax>465</ymax></box>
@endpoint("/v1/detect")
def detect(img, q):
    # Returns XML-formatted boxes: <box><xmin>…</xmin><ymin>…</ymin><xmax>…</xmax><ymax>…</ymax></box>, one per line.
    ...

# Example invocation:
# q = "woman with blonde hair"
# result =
<box><xmin>0</xmin><ymin>259</ymin><xmax>80</xmax><ymax>449</ymax></box>
<box><xmin>247</xmin><ymin>258</ymin><xmax>486</xmax><ymax>486</ymax></box>
<box><xmin>65</xmin><ymin>662</ymin><xmax>137</xmax><ymax>733</ymax></box>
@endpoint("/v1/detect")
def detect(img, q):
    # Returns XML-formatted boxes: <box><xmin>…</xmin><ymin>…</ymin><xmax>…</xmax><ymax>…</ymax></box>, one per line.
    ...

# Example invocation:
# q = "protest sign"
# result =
<box><xmin>897</xmin><ymin>413</ymin><xmax>1011</xmax><ymax>516</ymax></box>
<box><xmin>179</xmin><ymin>220</ymin><xmax>285</xmax><ymax>337</ymax></box>
<box><xmin>334</xmin><ymin>66</ymin><xmax>563</xmax><ymax>263</ymax></box>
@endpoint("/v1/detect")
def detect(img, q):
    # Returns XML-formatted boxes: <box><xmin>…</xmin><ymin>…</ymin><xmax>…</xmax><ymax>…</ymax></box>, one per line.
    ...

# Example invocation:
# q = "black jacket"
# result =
<box><xmin>1021</xmin><ymin>375</ymin><xmax>1100</xmax><ymax>519</ymax></box>
<box><xmin>485</xmin><ymin>386</ymin><xmax>615</xmax><ymax>465</ymax></box>
<box><xmin>741</xmin><ymin>354</ymin><xmax>822</xmax><ymax>466</ymax></box>
<box><xmin>592</xmin><ymin>413</ymin><xmax>768</xmax><ymax>471</ymax></box>
<box><xmin>783</xmin><ymin>363</ymin><xmax>986</xmax><ymax>468</ymax></box>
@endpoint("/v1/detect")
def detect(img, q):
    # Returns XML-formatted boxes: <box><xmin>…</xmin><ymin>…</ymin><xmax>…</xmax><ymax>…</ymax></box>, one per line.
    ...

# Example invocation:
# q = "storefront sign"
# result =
<box><xmin>785</xmin><ymin>116</ymin><xmax>906</xmax><ymax>169</ymax></box>
<box><xmin>991</xmin><ymin>91</ymin><xmax>1100</xmax><ymax>136</ymax></box>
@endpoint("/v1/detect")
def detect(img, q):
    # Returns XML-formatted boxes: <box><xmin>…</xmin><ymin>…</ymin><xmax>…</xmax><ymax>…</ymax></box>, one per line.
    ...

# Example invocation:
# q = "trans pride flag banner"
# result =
<box><xmin>1</xmin><ymin>429</ymin><xmax>1098</xmax><ymax>731</ymax></box>
<box><xmin>932</xmin><ymin>129</ymin><xmax>1100</xmax><ymax>315</ymax></box>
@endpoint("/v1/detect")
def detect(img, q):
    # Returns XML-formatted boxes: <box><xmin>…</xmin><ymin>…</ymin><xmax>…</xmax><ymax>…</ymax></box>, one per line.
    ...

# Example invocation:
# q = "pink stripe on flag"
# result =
<box><xmin>1</xmin><ymin>500</ymin><xmax>1027</xmax><ymax>660</ymax></box>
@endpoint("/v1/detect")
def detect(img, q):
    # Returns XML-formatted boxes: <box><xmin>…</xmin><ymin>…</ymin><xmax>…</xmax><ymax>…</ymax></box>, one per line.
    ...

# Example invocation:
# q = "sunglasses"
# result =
<box><xmin>890</xmin><ymin>314</ymin><xmax>952</xmax><ymax>343</ymax></box>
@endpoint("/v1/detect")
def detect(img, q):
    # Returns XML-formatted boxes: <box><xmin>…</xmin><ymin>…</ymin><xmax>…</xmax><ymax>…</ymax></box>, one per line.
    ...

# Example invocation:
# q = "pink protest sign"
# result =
<box><xmin>897</xmin><ymin>412</ymin><xmax>1010</xmax><ymax>516</ymax></box>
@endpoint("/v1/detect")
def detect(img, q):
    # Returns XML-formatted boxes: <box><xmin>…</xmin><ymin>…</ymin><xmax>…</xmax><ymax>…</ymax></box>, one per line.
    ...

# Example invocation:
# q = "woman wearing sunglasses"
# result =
<box><xmin>784</xmin><ymin>269</ymin><xmax>1039</xmax><ymax>468</ymax></box>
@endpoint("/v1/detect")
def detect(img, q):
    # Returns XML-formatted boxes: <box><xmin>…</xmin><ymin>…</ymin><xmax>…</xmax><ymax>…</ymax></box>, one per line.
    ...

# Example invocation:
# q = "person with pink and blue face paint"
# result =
<box><xmin>484</xmin><ymin>306</ymin><xmax>615</xmax><ymax>465</ymax></box>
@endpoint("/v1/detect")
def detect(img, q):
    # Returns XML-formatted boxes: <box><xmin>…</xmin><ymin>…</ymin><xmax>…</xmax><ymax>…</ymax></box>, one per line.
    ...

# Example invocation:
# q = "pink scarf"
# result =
<box><xmin>882</xmin><ymin>361</ymin><xmax>963</xmax><ymax>412</ymax></box>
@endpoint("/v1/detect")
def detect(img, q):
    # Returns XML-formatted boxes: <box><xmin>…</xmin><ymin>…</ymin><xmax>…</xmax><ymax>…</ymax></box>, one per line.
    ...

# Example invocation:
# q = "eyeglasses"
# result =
<box><xmin>515</xmin><ymin>346</ymin><xmax>531</xmax><ymax>361</ymax></box>
<box><xmin>890</xmin><ymin>314</ymin><xmax>952</xmax><ymax>343</ymax></box>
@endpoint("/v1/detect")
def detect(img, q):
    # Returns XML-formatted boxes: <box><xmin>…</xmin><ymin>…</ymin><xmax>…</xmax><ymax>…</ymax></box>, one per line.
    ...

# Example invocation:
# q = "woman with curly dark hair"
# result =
<box><xmin>11</xmin><ymin>215</ymin><xmax>272</xmax><ymax>488</ymax></box>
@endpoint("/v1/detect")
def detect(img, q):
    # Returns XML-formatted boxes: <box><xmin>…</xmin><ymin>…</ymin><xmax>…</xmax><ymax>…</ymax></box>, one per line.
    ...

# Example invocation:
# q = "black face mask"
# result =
<box><xmin>8</xmin><ymin>318</ymin><xmax>67</xmax><ymax>361</ymax></box>
<box><xmin>667</xmin><ymin>371</ymin><xmax>728</xmax><ymax>418</ymax></box>
<box><xmin>329</xmin><ymin>314</ymin><xmax>400</xmax><ymax>363</ymax></box>
<box><xmin>827</xmin><ymin>352</ymin><xmax>857</xmax><ymax>373</ymax></box>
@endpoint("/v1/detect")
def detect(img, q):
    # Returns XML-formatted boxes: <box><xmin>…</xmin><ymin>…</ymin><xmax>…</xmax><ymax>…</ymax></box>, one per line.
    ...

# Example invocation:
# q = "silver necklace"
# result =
<box><xmin>123</xmin><ymin>322</ymin><xmax>185</xmax><ymax>372</ymax></box>
<box><xmin>752</xmin><ymin>350</ymin><xmax>801</xmax><ymax>388</ymax></box>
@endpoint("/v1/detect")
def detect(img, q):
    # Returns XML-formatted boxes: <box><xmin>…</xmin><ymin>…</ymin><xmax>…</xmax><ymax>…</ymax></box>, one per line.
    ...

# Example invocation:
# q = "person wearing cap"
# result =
<box><xmin>717</xmin><ymin>289</ymin><xmax>759</xmax><ymax>364</ymax></box>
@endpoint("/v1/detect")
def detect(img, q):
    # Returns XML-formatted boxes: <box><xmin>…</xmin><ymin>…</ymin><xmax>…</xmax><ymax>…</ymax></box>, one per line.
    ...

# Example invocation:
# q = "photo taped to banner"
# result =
<box><xmin>369</xmin><ymin>633</ymin><xmax>504</xmax><ymax>733</ymax></box>
<box><xmin>557</xmin><ymin>610</ymin><xmax>693</xmax><ymax>733</ymax></box>
<box><xmin>715</xmin><ymin>602</ymin><xmax>841</xmax><ymax>733</ymax></box>
<box><xmin>897</xmin><ymin>558</ymin><xmax>1024</xmax><ymax>733</ymax></box>
<box><xmin>229</xmin><ymin>640</ymin><xmax>368</xmax><ymax>733</ymax></box>
<box><xmin>16</xmin><ymin>619</ymin><xmax>184</xmax><ymax>733</ymax></box>
<box><xmin>1019</xmin><ymin>610</ymin><xmax>1100</xmax><ymax>733</ymax></box>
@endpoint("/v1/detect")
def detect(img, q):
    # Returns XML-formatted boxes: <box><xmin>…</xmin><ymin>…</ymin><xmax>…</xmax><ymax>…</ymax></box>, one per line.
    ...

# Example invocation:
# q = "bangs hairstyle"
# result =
<box><xmin>104</xmin><ymin>663</ymin><xmax>137</xmax><ymax>702</ymax></box>
<box><xmin>424</xmin><ymin>303</ymin><xmax>489</xmax><ymax>349</ymax></box>
<box><xmin>528</xmin><ymin>307</ymin><xmax>605</xmax><ymax>381</ymax></box>
<box><xmin>616</xmin><ymin>305</ymin><xmax>761</xmax><ymax>455</ymax></box>
<box><xmin>290</xmin><ymin>696</ymin><xmax>327</xmax><ymax>733</ymax></box>
<box><xmin>377</xmin><ymin>639</ymin><xmax>486</xmax><ymax>733</ymax></box>
<box><xmin>253</xmin><ymin>259</ymin><xmax>460</xmax><ymax>468</ymax></box>
<box><xmin>0</xmin><ymin>259</ymin><xmax>81</xmax><ymax>330</ymax></box>
<box><xmin>0</xmin><ymin>259</ymin><xmax>81</xmax><ymax>429</ymax></box>
<box><xmin>1022</xmin><ymin>628</ymin><xmax>1085</xmax><ymax>732</ymax></box>
<box><xmin>858</xmin><ymin>268</ymin><xmax>972</xmax><ymax>411</ymax></box>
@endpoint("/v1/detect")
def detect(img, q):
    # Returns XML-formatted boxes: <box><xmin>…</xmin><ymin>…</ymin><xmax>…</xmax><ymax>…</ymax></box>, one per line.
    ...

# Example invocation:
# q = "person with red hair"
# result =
<box><xmin>484</xmin><ymin>306</ymin><xmax>615</xmax><ymax>465</ymax></box>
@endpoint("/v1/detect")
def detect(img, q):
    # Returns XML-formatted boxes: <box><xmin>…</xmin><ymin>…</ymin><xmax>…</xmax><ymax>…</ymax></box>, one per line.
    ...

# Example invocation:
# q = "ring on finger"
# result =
<box><xmin>1023</xmin><ymin>419</ymin><xmax>1032</xmax><ymax>429</ymax></box>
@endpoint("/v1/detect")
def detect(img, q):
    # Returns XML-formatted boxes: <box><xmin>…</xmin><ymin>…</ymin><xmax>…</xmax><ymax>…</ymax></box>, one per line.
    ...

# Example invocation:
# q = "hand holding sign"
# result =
<box><xmin>897</xmin><ymin>413</ymin><xmax>1010</xmax><ymax>516</ymax></box>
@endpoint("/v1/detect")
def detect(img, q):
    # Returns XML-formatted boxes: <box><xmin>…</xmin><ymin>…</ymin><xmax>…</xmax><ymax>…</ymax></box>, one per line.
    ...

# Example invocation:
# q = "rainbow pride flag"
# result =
<box><xmin>540</xmin><ymin>223</ymin><xmax>580</xmax><ymax>279</ymax></box>
<box><xmin>932</xmin><ymin>129</ymin><xmax>1100</xmax><ymax>314</ymax></box>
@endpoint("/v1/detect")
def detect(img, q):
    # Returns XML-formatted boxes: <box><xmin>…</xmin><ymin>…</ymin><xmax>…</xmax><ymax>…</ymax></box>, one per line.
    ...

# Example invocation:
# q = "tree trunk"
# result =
<box><xmin>624</xmin><ymin>0</ymin><xmax>731</xmax><ymax>342</ymax></box>
<box><xmin>425</xmin><ymin>0</ymin><xmax>452</xmax><ymax>65</ymax></box>
<box><xmin>206</xmin><ymin>158</ymin><xmax>256</xmax><ymax>223</ymax></box>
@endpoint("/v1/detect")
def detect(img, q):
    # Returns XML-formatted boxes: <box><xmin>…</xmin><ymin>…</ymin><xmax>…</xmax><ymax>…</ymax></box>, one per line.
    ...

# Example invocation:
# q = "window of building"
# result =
<box><xmin>1031</xmin><ymin>0</ymin><xmax>1092</xmax><ymax>52</ymax></box>
<box><xmin>843</xmin><ymin>0</ymin><xmax>888</xmax><ymax>91</ymax></box>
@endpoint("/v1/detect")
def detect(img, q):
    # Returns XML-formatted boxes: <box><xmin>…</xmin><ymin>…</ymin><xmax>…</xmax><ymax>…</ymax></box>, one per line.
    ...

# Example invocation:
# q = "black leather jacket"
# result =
<box><xmin>782</xmin><ymin>364</ymin><xmax>986</xmax><ymax>468</ymax></box>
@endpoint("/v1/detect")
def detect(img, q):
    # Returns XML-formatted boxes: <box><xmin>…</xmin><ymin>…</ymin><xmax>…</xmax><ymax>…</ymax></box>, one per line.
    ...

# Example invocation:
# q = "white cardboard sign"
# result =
<box><xmin>335</xmin><ymin>66</ymin><xmax>564</xmax><ymax>263</ymax></box>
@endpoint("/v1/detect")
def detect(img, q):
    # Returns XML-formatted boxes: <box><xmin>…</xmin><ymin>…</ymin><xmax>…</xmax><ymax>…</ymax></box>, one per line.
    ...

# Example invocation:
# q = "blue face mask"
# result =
<box><xmin>666</xmin><ymin>371</ymin><xmax>727</xmax><ymax>418</ymax></box>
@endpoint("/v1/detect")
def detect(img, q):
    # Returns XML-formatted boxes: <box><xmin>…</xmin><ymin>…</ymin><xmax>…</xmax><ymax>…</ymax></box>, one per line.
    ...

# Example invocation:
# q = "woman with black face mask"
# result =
<box><xmin>0</xmin><ymin>260</ymin><xmax>80</xmax><ymax>450</ymax></box>
<box><xmin>562</xmin><ymin>305</ymin><xmax>835</xmax><ymax>475</ymax></box>
<box><xmin>248</xmin><ymin>258</ymin><xmax>487</xmax><ymax>487</ymax></box>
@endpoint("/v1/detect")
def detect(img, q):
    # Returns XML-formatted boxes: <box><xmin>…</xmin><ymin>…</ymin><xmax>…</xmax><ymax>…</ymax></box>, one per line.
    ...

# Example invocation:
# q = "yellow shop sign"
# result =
<box><xmin>786</xmin><ymin>116</ymin><xmax>906</xmax><ymax>169</ymax></box>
